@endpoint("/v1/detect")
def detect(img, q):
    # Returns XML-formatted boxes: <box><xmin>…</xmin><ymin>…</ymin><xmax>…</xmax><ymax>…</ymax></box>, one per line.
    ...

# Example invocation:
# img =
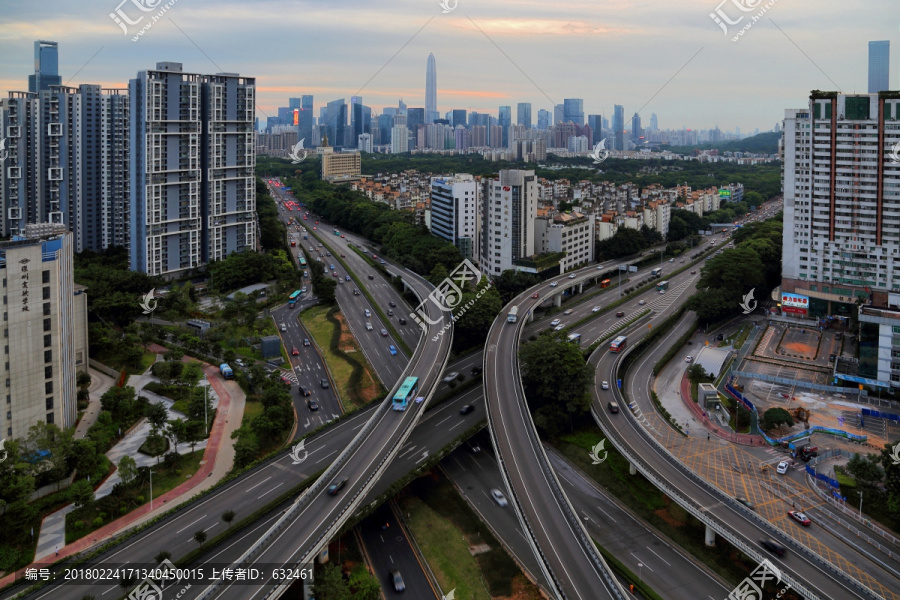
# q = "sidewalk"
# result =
<box><xmin>2</xmin><ymin>360</ymin><xmax>246</xmax><ymax>585</ymax></box>
<box><xmin>73</xmin><ymin>368</ymin><xmax>117</xmax><ymax>439</ymax></box>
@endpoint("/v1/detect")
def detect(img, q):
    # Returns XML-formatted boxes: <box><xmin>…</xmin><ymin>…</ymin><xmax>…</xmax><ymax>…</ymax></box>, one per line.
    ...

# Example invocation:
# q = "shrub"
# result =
<box><xmin>92</xmin><ymin>517</ymin><xmax>103</xmax><ymax>528</ymax></box>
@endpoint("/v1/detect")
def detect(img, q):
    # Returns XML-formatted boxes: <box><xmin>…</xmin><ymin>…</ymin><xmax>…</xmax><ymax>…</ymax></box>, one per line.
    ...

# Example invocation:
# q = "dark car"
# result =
<box><xmin>829</xmin><ymin>353</ymin><xmax>836</xmax><ymax>362</ymax></box>
<box><xmin>607</xmin><ymin>401</ymin><xmax>619</xmax><ymax>413</ymax></box>
<box><xmin>398</xmin><ymin>317</ymin><xmax>407</xmax><ymax>325</ymax></box>
<box><xmin>321</xmin><ymin>379</ymin><xmax>330</xmax><ymax>389</ymax></box>
<box><xmin>306</xmin><ymin>398</ymin><xmax>319</xmax><ymax>411</ymax></box>
<box><xmin>367</xmin><ymin>274</ymin><xmax>375</xmax><ymax>280</ymax></box>
<box><xmin>279</xmin><ymin>376</ymin><xmax>292</xmax><ymax>387</ymax></box>
<box><xmin>471</xmin><ymin>365</ymin><xmax>482</xmax><ymax>376</ymax></box>
<box><xmin>736</xmin><ymin>496</ymin><xmax>755</xmax><ymax>510</ymax></box>
<box><xmin>760</xmin><ymin>538</ymin><xmax>786</xmax><ymax>557</ymax></box>
<box><xmin>389</xmin><ymin>301</ymin><xmax>397</xmax><ymax>308</ymax></box>
<box><xmin>389</xmin><ymin>569</ymin><xmax>405</xmax><ymax>592</ymax></box>
<box><xmin>303</xmin><ymin>338</ymin><xmax>311</xmax><ymax>346</ymax></box>
<box><xmin>326</xmin><ymin>477</ymin><xmax>347</xmax><ymax>496</ymax></box>
<box><xmin>716</xmin><ymin>333</ymin><xmax>725</xmax><ymax>341</ymax></box>
<box><xmin>615</xmin><ymin>311</ymin><xmax>625</xmax><ymax>317</ymax></box>
<box><xmin>298</xmin><ymin>385</ymin><xmax>311</xmax><ymax>397</ymax></box>
<box><xmin>459</xmin><ymin>404</ymin><xmax>475</xmax><ymax>415</ymax></box>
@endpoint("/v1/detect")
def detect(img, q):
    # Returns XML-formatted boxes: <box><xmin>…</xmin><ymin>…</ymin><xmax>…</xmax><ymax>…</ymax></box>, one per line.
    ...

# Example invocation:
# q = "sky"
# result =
<box><xmin>0</xmin><ymin>0</ymin><xmax>897</xmax><ymax>132</ymax></box>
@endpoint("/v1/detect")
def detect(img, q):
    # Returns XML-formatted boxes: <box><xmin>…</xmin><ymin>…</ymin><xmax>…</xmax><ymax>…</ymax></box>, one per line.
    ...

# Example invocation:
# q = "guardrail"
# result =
<box><xmin>598</xmin><ymin>341</ymin><xmax>886</xmax><ymax>600</ymax></box>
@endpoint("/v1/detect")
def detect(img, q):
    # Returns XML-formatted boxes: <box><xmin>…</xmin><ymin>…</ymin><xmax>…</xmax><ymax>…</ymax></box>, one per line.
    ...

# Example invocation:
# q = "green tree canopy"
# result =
<box><xmin>761</xmin><ymin>408</ymin><xmax>794</xmax><ymax>431</ymax></box>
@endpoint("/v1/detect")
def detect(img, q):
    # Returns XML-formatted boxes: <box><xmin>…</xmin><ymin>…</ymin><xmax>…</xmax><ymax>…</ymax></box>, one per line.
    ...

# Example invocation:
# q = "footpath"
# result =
<box><xmin>0</xmin><ymin>346</ymin><xmax>245</xmax><ymax>586</ymax></box>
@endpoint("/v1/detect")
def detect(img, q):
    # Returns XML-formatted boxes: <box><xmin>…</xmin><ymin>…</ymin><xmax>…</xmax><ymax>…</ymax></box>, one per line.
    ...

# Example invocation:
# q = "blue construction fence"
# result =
<box><xmin>806</xmin><ymin>464</ymin><xmax>845</xmax><ymax>495</ymax></box>
<box><xmin>861</xmin><ymin>407</ymin><xmax>900</xmax><ymax>423</ymax></box>
<box><xmin>724</xmin><ymin>380</ymin><xmax>868</xmax><ymax>446</ymax></box>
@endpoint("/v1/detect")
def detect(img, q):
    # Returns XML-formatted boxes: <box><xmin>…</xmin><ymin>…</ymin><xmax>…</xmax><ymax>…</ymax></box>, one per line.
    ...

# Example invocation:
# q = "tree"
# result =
<box><xmin>347</xmin><ymin>564</ymin><xmax>380</xmax><ymax>600</ymax></box>
<box><xmin>316</xmin><ymin>277</ymin><xmax>337</xmax><ymax>305</ymax></box>
<box><xmin>118</xmin><ymin>455</ymin><xmax>138</xmax><ymax>487</ymax></box>
<box><xmin>163</xmin><ymin>451</ymin><xmax>183</xmax><ymax>473</ymax></box>
<box><xmin>145</xmin><ymin>402</ymin><xmax>168</xmax><ymax>434</ymax></box>
<box><xmin>686</xmin><ymin>364</ymin><xmax>711</xmax><ymax>385</ymax></box>
<box><xmin>221</xmin><ymin>510</ymin><xmax>236</xmax><ymax>527</ymax></box>
<box><xmin>311</xmin><ymin>563</ymin><xmax>351</xmax><ymax>600</ymax></box>
<box><xmin>847</xmin><ymin>453</ymin><xmax>885</xmax><ymax>488</ymax></box>
<box><xmin>70</xmin><ymin>479</ymin><xmax>95</xmax><ymax>509</ymax></box>
<box><xmin>427</xmin><ymin>264</ymin><xmax>449</xmax><ymax>287</ymax></box>
<box><xmin>69</xmin><ymin>439</ymin><xmax>101</xmax><ymax>479</ymax></box>
<box><xmin>879</xmin><ymin>443</ymin><xmax>900</xmax><ymax>518</ymax></box>
<box><xmin>166</xmin><ymin>419</ymin><xmax>188</xmax><ymax>453</ymax></box>
<box><xmin>184</xmin><ymin>421</ymin><xmax>206</xmax><ymax>452</ymax></box>
<box><xmin>761</xmin><ymin>408</ymin><xmax>794</xmax><ymax>431</ymax></box>
<box><xmin>24</xmin><ymin>422</ymin><xmax>73</xmax><ymax>485</ymax></box>
<box><xmin>492</xmin><ymin>270</ymin><xmax>541</xmax><ymax>304</ymax></box>
<box><xmin>452</xmin><ymin>277</ymin><xmax>503</xmax><ymax>352</ymax></box>
<box><xmin>596</xmin><ymin>228</ymin><xmax>646</xmax><ymax>260</ymax></box>
<box><xmin>193</xmin><ymin>529</ymin><xmax>207</xmax><ymax>546</ymax></box>
<box><xmin>187</xmin><ymin>386</ymin><xmax>213</xmax><ymax>423</ymax></box>
<box><xmin>154</xmin><ymin>551</ymin><xmax>172</xmax><ymax>564</ymax></box>
<box><xmin>76</xmin><ymin>371</ymin><xmax>92</xmax><ymax>390</ymax></box>
<box><xmin>233</xmin><ymin>435</ymin><xmax>259</xmax><ymax>469</ymax></box>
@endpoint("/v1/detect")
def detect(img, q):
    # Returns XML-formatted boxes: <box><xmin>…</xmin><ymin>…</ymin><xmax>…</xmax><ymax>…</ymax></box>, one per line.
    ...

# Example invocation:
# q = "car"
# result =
<box><xmin>759</xmin><ymin>538</ymin><xmax>786</xmax><ymax>557</ymax></box>
<box><xmin>776</xmin><ymin>461</ymin><xmax>790</xmax><ymax>474</ymax></box>
<box><xmin>280</xmin><ymin>323</ymin><xmax>287</xmax><ymax>332</ymax></box>
<box><xmin>549</xmin><ymin>281</ymin><xmax>558</xmax><ymax>287</ymax></box>
<box><xmin>340</xmin><ymin>253</ymin><xmax>345</xmax><ymax>257</ymax></box>
<box><xmin>592</xmin><ymin>306</ymin><xmax>601</xmax><ymax>312</ymax></box>
<box><xmin>684</xmin><ymin>356</ymin><xmax>693</xmax><ymax>363</ymax></box>
<box><xmin>601</xmin><ymin>381</ymin><xmax>610</xmax><ymax>390</ymax></box>
<box><xmin>550</xmin><ymin>319</ymin><xmax>561</xmax><ymax>326</ymax></box>
<box><xmin>353</xmin><ymin>288</ymin><xmax>360</xmax><ymax>296</ymax></box>
<box><xmin>568</xmin><ymin>274</ymin><xmax>576</xmax><ymax>279</ymax></box>
<box><xmin>329</xmin><ymin>264</ymin><xmax>334</xmax><ymax>270</ymax></box>
<box><xmin>389</xmin><ymin>345</ymin><xmax>397</xmax><ymax>355</ymax></box>
<box><xmin>368</xmin><ymin>274</ymin><xmax>375</xmax><ymax>280</ymax></box>
<box><xmin>379</xmin><ymin>259</ymin><xmax>386</xmax><ymax>264</ymax></box>
<box><xmin>389</xmin><ymin>301</ymin><xmax>396</xmax><ymax>308</ymax></box>
<box><xmin>380</xmin><ymin>329</ymin><xmax>388</xmax><ymax>337</ymax></box>
<box><xmin>715</xmin><ymin>333</ymin><xmax>725</xmax><ymax>341</ymax></box>
<box><xmin>563</xmin><ymin>309</ymin><xmax>574</xmax><ymax>315</ymax></box>
<box><xmin>490</xmin><ymin>489</ymin><xmax>508</xmax><ymax>507</ymax></box>
<box><xmin>638</xmin><ymin>299</ymin><xmax>646</xmax><ymax>305</ymax></box>
<box><xmin>415</xmin><ymin>396</ymin><xmax>425</xmax><ymax>404</ymax></box>
<box><xmin>389</xmin><ymin>569</ymin><xmax>405</xmax><ymax>593</ymax></box>
<box><xmin>736</xmin><ymin>496</ymin><xmax>755</xmax><ymax>510</ymax></box>
<box><xmin>398</xmin><ymin>317</ymin><xmax>407</xmax><ymax>325</ymax></box>
<box><xmin>298</xmin><ymin>385</ymin><xmax>311</xmax><ymax>397</ymax></box>
<box><xmin>443</xmin><ymin>372</ymin><xmax>459</xmax><ymax>383</ymax></box>
<box><xmin>302</xmin><ymin>338</ymin><xmax>310</xmax><ymax>347</ymax></box>
<box><xmin>279</xmin><ymin>375</ymin><xmax>292</xmax><ymax>387</ymax></box>
<box><xmin>326</xmin><ymin>478</ymin><xmax>347</xmax><ymax>496</ymax></box>
<box><xmin>387</xmin><ymin>309</ymin><xmax>394</xmax><ymax>316</ymax></box>
<box><xmin>659</xmin><ymin>289</ymin><xmax>665</xmax><ymax>294</ymax></box>
<box><xmin>616</xmin><ymin>311</ymin><xmax>625</xmax><ymax>317</ymax></box>
<box><xmin>365</xmin><ymin>322</ymin><xmax>373</xmax><ymax>331</ymax></box>
<box><xmin>471</xmin><ymin>365</ymin><xmax>482</xmax><ymax>375</ymax></box>
<box><xmin>313</xmin><ymin>227</ymin><xmax>317</xmax><ymax>230</ymax></box>
<box><xmin>372</xmin><ymin>254</ymin><xmax>377</xmax><ymax>259</ymax></box>
<box><xmin>669</xmin><ymin>258</ymin><xmax>675</xmax><ymax>263</ymax></box>
<box><xmin>829</xmin><ymin>353</ymin><xmax>836</xmax><ymax>362</ymax></box>
<box><xmin>554</xmin><ymin>324</ymin><xmax>565</xmax><ymax>331</ymax></box>
<box><xmin>607</xmin><ymin>401</ymin><xmax>620</xmax><ymax>413</ymax></box>
<box><xmin>690</xmin><ymin>270</ymin><xmax>697</xmax><ymax>274</ymax></box>
<box><xmin>468</xmin><ymin>442</ymin><xmax>482</xmax><ymax>453</ymax></box>
<box><xmin>680</xmin><ymin>259</ymin><xmax>685</xmax><ymax>263</ymax></box>
<box><xmin>306</xmin><ymin>398</ymin><xmax>319</xmax><ymax>411</ymax></box>
<box><xmin>321</xmin><ymin>379</ymin><xmax>330</xmax><ymax>389</ymax></box>
<box><xmin>788</xmin><ymin>510</ymin><xmax>811</xmax><ymax>526</ymax></box>
<box><xmin>460</xmin><ymin>404</ymin><xmax>475</xmax><ymax>415</ymax></box>
<box><xmin>364</xmin><ymin>309</ymin><xmax>371</xmax><ymax>317</ymax></box>
<box><xmin>292</xmin><ymin>347</ymin><xmax>299</xmax><ymax>356</ymax></box>
<box><xmin>325</xmin><ymin>252</ymin><xmax>331</xmax><ymax>257</ymax></box>
<box><xmin>531</xmin><ymin>292</ymin><xmax>540</xmax><ymax>299</ymax></box>
<box><xmin>332</xmin><ymin>271</ymin><xmax>338</xmax><ymax>277</ymax></box>
<box><xmin>234</xmin><ymin>359</ymin><xmax>245</xmax><ymax>367</ymax></box>
<box><xmin>345</xmin><ymin>276</ymin><xmax>351</xmax><ymax>282</ymax></box>
<box><xmin>341</xmin><ymin>235</ymin><xmax>345</xmax><ymax>238</ymax></box>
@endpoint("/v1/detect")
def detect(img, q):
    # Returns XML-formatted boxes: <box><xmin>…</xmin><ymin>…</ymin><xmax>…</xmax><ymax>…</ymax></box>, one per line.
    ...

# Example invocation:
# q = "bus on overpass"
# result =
<box><xmin>657</xmin><ymin>280</ymin><xmax>669</xmax><ymax>291</ymax></box>
<box><xmin>393</xmin><ymin>376</ymin><xmax>419</xmax><ymax>411</ymax></box>
<box><xmin>288</xmin><ymin>290</ymin><xmax>303</xmax><ymax>308</ymax></box>
<box><xmin>610</xmin><ymin>335</ymin><xmax>627</xmax><ymax>353</ymax></box>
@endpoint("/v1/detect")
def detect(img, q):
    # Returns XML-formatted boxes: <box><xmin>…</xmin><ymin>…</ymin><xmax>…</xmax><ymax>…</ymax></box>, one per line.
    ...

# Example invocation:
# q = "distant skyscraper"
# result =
<box><xmin>426</xmin><ymin>53</ymin><xmax>438</xmax><ymax>123</ymax></box>
<box><xmin>537</xmin><ymin>109</ymin><xmax>551</xmax><ymax>130</ymax></box>
<box><xmin>28</xmin><ymin>40</ymin><xmax>61</xmax><ymax>93</ymax></box>
<box><xmin>452</xmin><ymin>109</ymin><xmax>467</xmax><ymax>128</ymax></box>
<box><xmin>563</xmin><ymin>98</ymin><xmax>584</xmax><ymax>126</ymax></box>
<box><xmin>650</xmin><ymin>113</ymin><xmax>658</xmax><ymax>131</ymax></box>
<box><xmin>351</xmin><ymin>102</ymin><xmax>371</xmax><ymax>148</ymax></box>
<box><xmin>517</xmin><ymin>103</ymin><xmax>532</xmax><ymax>129</ymax></box>
<box><xmin>351</xmin><ymin>95</ymin><xmax>362</xmax><ymax>106</ymax></box>
<box><xmin>325</xmin><ymin>98</ymin><xmax>347</xmax><ymax>148</ymax></box>
<box><xmin>498</xmin><ymin>106</ymin><xmax>511</xmax><ymax>146</ymax></box>
<box><xmin>631</xmin><ymin>113</ymin><xmax>642</xmax><ymax>142</ymax></box>
<box><xmin>391</xmin><ymin>124</ymin><xmax>409</xmax><ymax>153</ymax></box>
<box><xmin>299</xmin><ymin>95</ymin><xmax>314</xmax><ymax>145</ymax></box>
<box><xmin>407</xmin><ymin>108</ymin><xmax>425</xmax><ymax>148</ymax></box>
<box><xmin>613</xmin><ymin>105</ymin><xmax>625</xmax><ymax>151</ymax></box>
<box><xmin>554</xmin><ymin>104</ymin><xmax>564</xmax><ymax>125</ymax></box>
<box><xmin>868</xmin><ymin>41</ymin><xmax>890</xmax><ymax>93</ymax></box>
<box><xmin>587</xmin><ymin>115</ymin><xmax>603</xmax><ymax>144</ymax></box>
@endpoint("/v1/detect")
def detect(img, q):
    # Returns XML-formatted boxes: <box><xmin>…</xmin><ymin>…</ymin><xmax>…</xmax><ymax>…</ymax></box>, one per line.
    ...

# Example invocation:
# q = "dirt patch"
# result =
<box><xmin>653</xmin><ymin>499</ymin><xmax>687</xmax><ymax>528</ymax></box>
<box><xmin>357</xmin><ymin>366</ymin><xmax>382</xmax><ymax>403</ymax></box>
<box><xmin>492</xmin><ymin>574</ymin><xmax>546</xmax><ymax>600</ymax></box>
<box><xmin>332</xmin><ymin>312</ymin><xmax>358</xmax><ymax>353</ymax></box>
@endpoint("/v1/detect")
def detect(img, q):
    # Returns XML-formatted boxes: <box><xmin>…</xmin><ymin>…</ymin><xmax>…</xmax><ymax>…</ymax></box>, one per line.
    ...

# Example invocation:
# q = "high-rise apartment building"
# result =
<box><xmin>782</xmin><ymin>91</ymin><xmax>900</xmax><ymax>308</ymax></box>
<box><xmin>129</xmin><ymin>62</ymin><xmax>256</xmax><ymax>276</ymax></box>
<box><xmin>426</xmin><ymin>54</ymin><xmax>438</xmax><ymax>124</ymax></box>
<box><xmin>868</xmin><ymin>41</ymin><xmax>890</xmax><ymax>94</ymax></box>
<box><xmin>28</xmin><ymin>40</ymin><xmax>61</xmax><ymax>93</ymax></box>
<box><xmin>534</xmin><ymin>212</ymin><xmax>594</xmax><ymax>273</ymax></box>
<box><xmin>563</xmin><ymin>98</ymin><xmax>584</xmax><ymax>126</ymax></box>
<box><xmin>480</xmin><ymin>169</ymin><xmax>537</xmax><ymax>277</ymax></box>
<box><xmin>517</xmin><ymin>102</ymin><xmax>532</xmax><ymax>129</ymax></box>
<box><xmin>357</xmin><ymin>133</ymin><xmax>372</xmax><ymax>153</ymax></box>
<box><xmin>430</xmin><ymin>174</ymin><xmax>480</xmax><ymax>263</ymax></box>
<box><xmin>391</xmin><ymin>124</ymin><xmax>409</xmax><ymax>153</ymax></box>
<box><xmin>554</xmin><ymin>104</ymin><xmax>564</xmax><ymax>125</ymax></box>
<box><xmin>613</xmin><ymin>105</ymin><xmax>625</xmax><ymax>151</ymax></box>
<box><xmin>649</xmin><ymin>113</ymin><xmax>658</xmax><ymax>132</ymax></box>
<box><xmin>0</xmin><ymin>230</ymin><xmax>89</xmax><ymax>439</ymax></box>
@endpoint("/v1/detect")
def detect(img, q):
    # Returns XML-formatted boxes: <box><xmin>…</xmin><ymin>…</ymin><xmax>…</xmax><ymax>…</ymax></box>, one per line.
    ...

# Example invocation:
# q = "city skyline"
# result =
<box><xmin>0</xmin><ymin>0</ymin><xmax>897</xmax><ymax>133</ymax></box>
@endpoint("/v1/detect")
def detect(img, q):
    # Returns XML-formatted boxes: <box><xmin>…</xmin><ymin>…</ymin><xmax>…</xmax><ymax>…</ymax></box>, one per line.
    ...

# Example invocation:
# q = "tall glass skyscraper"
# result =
<box><xmin>498</xmin><ymin>105</ymin><xmax>511</xmax><ymax>146</ymax></box>
<box><xmin>868</xmin><ymin>41</ymin><xmax>890</xmax><ymax>93</ymax></box>
<box><xmin>563</xmin><ymin>98</ymin><xmax>584</xmax><ymax>126</ymax></box>
<box><xmin>28</xmin><ymin>40</ymin><xmax>61</xmax><ymax>93</ymax></box>
<box><xmin>426</xmin><ymin>53</ymin><xmax>438</xmax><ymax>123</ymax></box>
<box><xmin>517</xmin><ymin>102</ymin><xmax>532</xmax><ymax>129</ymax></box>
<box><xmin>613</xmin><ymin>105</ymin><xmax>625</xmax><ymax>151</ymax></box>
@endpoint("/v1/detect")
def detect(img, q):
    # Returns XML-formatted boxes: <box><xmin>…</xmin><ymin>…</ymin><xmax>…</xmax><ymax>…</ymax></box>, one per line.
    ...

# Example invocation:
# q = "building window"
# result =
<box><xmin>45</xmin><ymin>381</ymin><xmax>53</xmax><ymax>394</ymax></box>
<box><xmin>44</xmin><ymin>366</ymin><xmax>52</xmax><ymax>379</ymax></box>
<box><xmin>43</xmin><ymin>318</ymin><xmax>51</xmax><ymax>332</ymax></box>
<box><xmin>45</xmin><ymin>397</ymin><xmax>53</xmax><ymax>410</ymax></box>
<box><xmin>46</xmin><ymin>412</ymin><xmax>53</xmax><ymax>425</ymax></box>
<box><xmin>42</xmin><ymin>270</ymin><xmax>50</xmax><ymax>284</ymax></box>
<box><xmin>44</xmin><ymin>334</ymin><xmax>51</xmax><ymax>348</ymax></box>
<box><xmin>43</xmin><ymin>287</ymin><xmax>50</xmax><ymax>300</ymax></box>
<box><xmin>43</xmin><ymin>303</ymin><xmax>50</xmax><ymax>316</ymax></box>
<box><xmin>44</xmin><ymin>350</ymin><xmax>51</xmax><ymax>363</ymax></box>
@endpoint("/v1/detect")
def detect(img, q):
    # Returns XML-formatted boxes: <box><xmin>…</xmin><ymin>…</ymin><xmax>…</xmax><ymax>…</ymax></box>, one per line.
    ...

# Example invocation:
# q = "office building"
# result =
<box><xmin>613</xmin><ymin>105</ymin><xmax>625</xmax><ymax>151</ymax></box>
<box><xmin>554</xmin><ymin>104</ymin><xmax>564</xmax><ymax>126</ymax></box>
<box><xmin>632</xmin><ymin>112</ymin><xmax>642</xmax><ymax>143</ymax></box>
<box><xmin>129</xmin><ymin>62</ymin><xmax>256</xmax><ymax>276</ymax></box>
<box><xmin>426</xmin><ymin>54</ymin><xmax>438</xmax><ymax>123</ymax></box>
<box><xmin>649</xmin><ymin>113</ymin><xmax>658</xmax><ymax>132</ymax></box>
<box><xmin>28</xmin><ymin>40</ymin><xmax>61</xmax><ymax>93</ymax></box>
<box><xmin>868</xmin><ymin>41</ymin><xmax>890</xmax><ymax>94</ymax></box>
<box><xmin>782</xmin><ymin>91</ymin><xmax>900</xmax><ymax>316</ymax></box>
<box><xmin>517</xmin><ymin>102</ymin><xmax>532</xmax><ymax>129</ymax></box>
<box><xmin>391</xmin><ymin>124</ymin><xmax>409</xmax><ymax>153</ymax></box>
<box><xmin>480</xmin><ymin>169</ymin><xmax>537</xmax><ymax>277</ymax></box>
<box><xmin>535</xmin><ymin>212</ymin><xmax>594</xmax><ymax>273</ymax></box>
<box><xmin>324</xmin><ymin>98</ymin><xmax>347</xmax><ymax>148</ymax></box>
<box><xmin>563</xmin><ymin>98</ymin><xmax>584</xmax><ymax>126</ymax></box>
<box><xmin>537</xmin><ymin>109</ymin><xmax>550</xmax><ymax>130</ymax></box>
<box><xmin>1</xmin><ymin>230</ymin><xmax>89</xmax><ymax>439</ymax></box>
<box><xmin>452</xmin><ymin>109</ymin><xmax>467</xmax><ymax>129</ymax></box>
<box><xmin>498</xmin><ymin>106</ymin><xmax>511</xmax><ymax>146</ymax></box>
<box><xmin>430</xmin><ymin>174</ymin><xmax>479</xmax><ymax>262</ymax></box>
<box><xmin>587</xmin><ymin>115</ymin><xmax>603</xmax><ymax>144</ymax></box>
<box><xmin>298</xmin><ymin>95</ymin><xmax>314</xmax><ymax>145</ymax></box>
<box><xmin>351</xmin><ymin>101</ymin><xmax>371</xmax><ymax>148</ymax></box>
<box><xmin>407</xmin><ymin>108</ymin><xmax>425</xmax><ymax>148</ymax></box>
<box><xmin>321</xmin><ymin>150</ymin><xmax>361</xmax><ymax>182</ymax></box>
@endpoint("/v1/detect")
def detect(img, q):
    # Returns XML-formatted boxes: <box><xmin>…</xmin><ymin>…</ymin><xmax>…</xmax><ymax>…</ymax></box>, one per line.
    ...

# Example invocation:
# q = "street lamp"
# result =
<box><xmin>638</xmin><ymin>562</ymin><xmax>643</xmax><ymax>582</ymax></box>
<box><xmin>204</xmin><ymin>379</ymin><xmax>209</xmax><ymax>430</ymax></box>
<box><xmin>150</xmin><ymin>467</ymin><xmax>153</xmax><ymax>510</ymax></box>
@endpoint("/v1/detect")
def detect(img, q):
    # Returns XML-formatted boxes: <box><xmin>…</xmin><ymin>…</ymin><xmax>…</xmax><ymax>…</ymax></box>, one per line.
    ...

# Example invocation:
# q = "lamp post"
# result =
<box><xmin>204</xmin><ymin>380</ymin><xmax>209</xmax><ymax>430</ymax></box>
<box><xmin>150</xmin><ymin>467</ymin><xmax>153</xmax><ymax>510</ymax></box>
<box><xmin>638</xmin><ymin>562</ymin><xmax>643</xmax><ymax>582</ymax></box>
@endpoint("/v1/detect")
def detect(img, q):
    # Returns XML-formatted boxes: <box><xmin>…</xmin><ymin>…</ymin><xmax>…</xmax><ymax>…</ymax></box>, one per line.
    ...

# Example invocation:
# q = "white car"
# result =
<box><xmin>659</xmin><ymin>289</ymin><xmax>666</xmax><ymax>294</ymax></box>
<box><xmin>669</xmin><ymin>258</ymin><xmax>675</xmax><ymax>263</ymax></box>
<box><xmin>549</xmin><ymin>282</ymin><xmax>558</xmax><ymax>287</ymax></box>
<box><xmin>638</xmin><ymin>300</ymin><xmax>646</xmax><ymax>305</ymax></box>
<box><xmin>280</xmin><ymin>323</ymin><xmax>287</xmax><ymax>332</ymax></box>
<box><xmin>490</xmin><ymin>489</ymin><xmax>508</xmax><ymax>507</ymax></box>
<box><xmin>592</xmin><ymin>306</ymin><xmax>601</xmax><ymax>312</ymax></box>
<box><xmin>554</xmin><ymin>324</ymin><xmax>565</xmax><ymax>331</ymax></box>
<box><xmin>365</xmin><ymin>322</ymin><xmax>373</xmax><ymax>331</ymax></box>
<box><xmin>601</xmin><ymin>381</ymin><xmax>610</xmax><ymax>390</ymax></box>
<box><xmin>568</xmin><ymin>274</ymin><xmax>576</xmax><ymax>279</ymax></box>
<box><xmin>550</xmin><ymin>319</ymin><xmax>561</xmax><ymax>326</ymax></box>
<box><xmin>684</xmin><ymin>356</ymin><xmax>693</xmax><ymax>363</ymax></box>
<box><xmin>776</xmin><ymin>461</ymin><xmax>789</xmax><ymax>475</ymax></box>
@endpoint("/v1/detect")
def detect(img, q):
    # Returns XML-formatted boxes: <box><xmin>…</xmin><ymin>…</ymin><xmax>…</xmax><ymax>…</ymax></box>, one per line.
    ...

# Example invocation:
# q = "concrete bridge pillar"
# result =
<box><xmin>578</xmin><ymin>283</ymin><xmax>583</xmax><ymax>294</ymax></box>
<box><xmin>528</xmin><ymin>310</ymin><xmax>534</xmax><ymax>323</ymax></box>
<box><xmin>554</xmin><ymin>295</ymin><xmax>562</xmax><ymax>308</ymax></box>
<box><xmin>705</xmin><ymin>523</ymin><xmax>716</xmax><ymax>547</ymax></box>
<box><xmin>629</xmin><ymin>462</ymin><xmax>637</xmax><ymax>476</ymax></box>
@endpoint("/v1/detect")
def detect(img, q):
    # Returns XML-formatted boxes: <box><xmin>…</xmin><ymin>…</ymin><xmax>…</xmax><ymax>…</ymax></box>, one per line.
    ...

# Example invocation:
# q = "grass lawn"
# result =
<box><xmin>555</xmin><ymin>427</ymin><xmax>760</xmax><ymax>588</ymax></box>
<box><xmin>300</xmin><ymin>305</ymin><xmax>383</xmax><ymax>412</ymax></box>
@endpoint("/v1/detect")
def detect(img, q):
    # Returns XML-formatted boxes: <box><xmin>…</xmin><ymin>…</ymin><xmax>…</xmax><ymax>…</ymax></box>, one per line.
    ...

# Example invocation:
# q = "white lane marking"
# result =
<box><xmin>175</xmin><ymin>515</ymin><xmax>207</xmax><ymax>534</ymax></box>
<box><xmin>244</xmin><ymin>476</ymin><xmax>272</xmax><ymax>493</ymax></box>
<box><xmin>258</xmin><ymin>482</ymin><xmax>285</xmax><ymax>499</ymax></box>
